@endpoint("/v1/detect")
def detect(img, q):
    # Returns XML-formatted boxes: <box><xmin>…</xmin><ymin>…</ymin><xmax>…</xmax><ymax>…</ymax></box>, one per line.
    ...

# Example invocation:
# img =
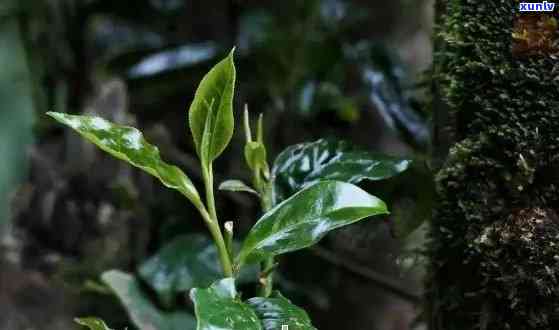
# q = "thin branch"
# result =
<box><xmin>310</xmin><ymin>246</ymin><xmax>421</xmax><ymax>305</ymax></box>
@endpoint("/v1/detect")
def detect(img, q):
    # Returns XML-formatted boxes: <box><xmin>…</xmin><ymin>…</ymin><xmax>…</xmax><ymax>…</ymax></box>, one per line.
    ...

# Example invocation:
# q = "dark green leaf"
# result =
<box><xmin>188</xmin><ymin>49</ymin><xmax>236</xmax><ymax>164</ymax></box>
<box><xmin>248</xmin><ymin>291</ymin><xmax>317</xmax><ymax>330</ymax></box>
<box><xmin>75</xmin><ymin>318</ymin><xmax>114</xmax><ymax>330</ymax></box>
<box><xmin>138</xmin><ymin>234</ymin><xmax>257</xmax><ymax>307</ymax></box>
<box><xmin>219</xmin><ymin>179</ymin><xmax>258</xmax><ymax>195</ymax></box>
<box><xmin>102</xmin><ymin>270</ymin><xmax>196</xmax><ymax>330</ymax></box>
<box><xmin>190</xmin><ymin>278</ymin><xmax>262</xmax><ymax>330</ymax></box>
<box><xmin>46</xmin><ymin>112</ymin><xmax>201</xmax><ymax>205</ymax></box>
<box><xmin>237</xmin><ymin>181</ymin><xmax>388</xmax><ymax>265</ymax></box>
<box><xmin>272</xmin><ymin>139</ymin><xmax>411</xmax><ymax>204</ymax></box>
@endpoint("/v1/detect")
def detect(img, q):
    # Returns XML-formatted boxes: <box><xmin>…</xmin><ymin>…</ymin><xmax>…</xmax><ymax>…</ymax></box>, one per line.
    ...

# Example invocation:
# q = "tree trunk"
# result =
<box><xmin>426</xmin><ymin>1</ymin><xmax>559</xmax><ymax>329</ymax></box>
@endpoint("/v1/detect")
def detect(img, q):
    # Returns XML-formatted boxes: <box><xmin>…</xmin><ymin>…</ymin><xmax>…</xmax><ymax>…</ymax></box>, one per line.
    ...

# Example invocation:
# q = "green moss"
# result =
<box><xmin>427</xmin><ymin>1</ymin><xmax>559</xmax><ymax>329</ymax></box>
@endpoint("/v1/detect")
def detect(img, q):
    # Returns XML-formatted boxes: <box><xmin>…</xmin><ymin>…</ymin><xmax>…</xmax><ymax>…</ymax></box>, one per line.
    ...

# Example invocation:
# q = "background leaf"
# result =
<box><xmin>102</xmin><ymin>270</ymin><xmax>196</xmax><ymax>330</ymax></box>
<box><xmin>188</xmin><ymin>49</ymin><xmax>236</xmax><ymax>164</ymax></box>
<box><xmin>139</xmin><ymin>234</ymin><xmax>258</xmax><ymax>307</ymax></box>
<box><xmin>248</xmin><ymin>291</ymin><xmax>317</xmax><ymax>330</ymax></box>
<box><xmin>190</xmin><ymin>278</ymin><xmax>262</xmax><ymax>330</ymax></box>
<box><xmin>219</xmin><ymin>180</ymin><xmax>258</xmax><ymax>195</ymax></box>
<box><xmin>272</xmin><ymin>139</ymin><xmax>411</xmax><ymax>204</ymax></box>
<box><xmin>237</xmin><ymin>181</ymin><xmax>388</xmax><ymax>265</ymax></box>
<box><xmin>361</xmin><ymin>44</ymin><xmax>430</xmax><ymax>149</ymax></box>
<box><xmin>75</xmin><ymin>317</ymin><xmax>114</xmax><ymax>330</ymax></box>
<box><xmin>47</xmin><ymin>112</ymin><xmax>200</xmax><ymax>204</ymax></box>
<box><xmin>0</xmin><ymin>10</ymin><xmax>35</xmax><ymax>232</ymax></box>
<box><xmin>388</xmin><ymin>160</ymin><xmax>434</xmax><ymax>238</ymax></box>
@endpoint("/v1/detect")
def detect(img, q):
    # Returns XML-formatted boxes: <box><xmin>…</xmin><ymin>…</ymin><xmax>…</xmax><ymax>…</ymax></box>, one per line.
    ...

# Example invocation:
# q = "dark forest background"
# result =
<box><xmin>0</xmin><ymin>1</ymin><xmax>433</xmax><ymax>329</ymax></box>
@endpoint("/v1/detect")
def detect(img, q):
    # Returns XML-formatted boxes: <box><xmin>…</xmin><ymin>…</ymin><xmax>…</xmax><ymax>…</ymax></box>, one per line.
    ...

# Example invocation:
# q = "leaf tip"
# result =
<box><xmin>378</xmin><ymin>199</ymin><xmax>390</xmax><ymax>215</ymax></box>
<box><xmin>46</xmin><ymin>111</ymin><xmax>61</xmax><ymax>119</ymax></box>
<box><xmin>225</xmin><ymin>47</ymin><xmax>236</xmax><ymax>67</ymax></box>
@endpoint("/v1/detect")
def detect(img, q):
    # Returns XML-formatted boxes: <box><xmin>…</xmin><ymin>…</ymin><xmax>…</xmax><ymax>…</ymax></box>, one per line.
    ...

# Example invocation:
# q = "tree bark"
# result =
<box><xmin>426</xmin><ymin>1</ymin><xmax>559</xmax><ymax>329</ymax></box>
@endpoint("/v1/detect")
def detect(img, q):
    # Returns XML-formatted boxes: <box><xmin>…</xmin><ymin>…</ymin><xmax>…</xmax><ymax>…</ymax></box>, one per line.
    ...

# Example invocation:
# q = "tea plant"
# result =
<box><xmin>48</xmin><ymin>49</ymin><xmax>410</xmax><ymax>330</ymax></box>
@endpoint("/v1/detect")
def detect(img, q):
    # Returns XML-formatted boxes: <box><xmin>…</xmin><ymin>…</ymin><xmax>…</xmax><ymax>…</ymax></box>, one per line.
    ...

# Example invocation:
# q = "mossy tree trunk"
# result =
<box><xmin>426</xmin><ymin>1</ymin><xmax>559</xmax><ymax>329</ymax></box>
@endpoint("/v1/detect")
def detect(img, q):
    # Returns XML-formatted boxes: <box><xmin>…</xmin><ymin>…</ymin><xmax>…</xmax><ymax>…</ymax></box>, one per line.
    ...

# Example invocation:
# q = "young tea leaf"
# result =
<box><xmin>245</xmin><ymin>141</ymin><xmax>269</xmax><ymax>173</ymax></box>
<box><xmin>102</xmin><ymin>270</ymin><xmax>196</xmax><ymax>330</ymax></box>
<box><xmin>247</xmin><ymin>291</ymin><xmax>317</xmax><ymax>330</ymax></box>
<box><xmin>188</xmin><ymin>49</ymin><xmax>236</xmax><ymax>165</ymax></box>
<box><xmin>47</xmin><ymin>112</ymin><xmax>201</xmax><ymax>206</ymax></box>
<box><xmin>190</xmin><ymin>278</ymin><xmax>262</xmax><ymax>330</ymax></box>
<box><xmin>219</xmin><ymin>179</ymin><xmax>259</xmax><ymax>195</ymax></box>
<box><xmin>272</xmin><ymin>139</ymin><xmax>411</xmax><ymax>204</ymax></box>
<box><xmin>236</xmin><ymin>181</ymin><xmax>388</xmax><ymax>266</ymax></box>
<box><xmin>75</xmin><ymin>317</ymin><xmax>114</xmax><ymax>330</ymax></box>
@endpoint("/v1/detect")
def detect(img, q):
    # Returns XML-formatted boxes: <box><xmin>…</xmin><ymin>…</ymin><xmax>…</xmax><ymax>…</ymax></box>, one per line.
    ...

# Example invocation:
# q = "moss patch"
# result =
<box><xmin>427</xmin><ymin>1</ymin><xmax>559</xmax><ymax>329</ymax></box>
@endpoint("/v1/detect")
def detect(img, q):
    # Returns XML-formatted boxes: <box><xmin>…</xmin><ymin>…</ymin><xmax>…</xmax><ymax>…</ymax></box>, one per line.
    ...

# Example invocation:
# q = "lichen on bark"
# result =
<box><xmin>426</xmin><ymin>1</ymin><xmax>559</xmax><ymax>329</ymax></box>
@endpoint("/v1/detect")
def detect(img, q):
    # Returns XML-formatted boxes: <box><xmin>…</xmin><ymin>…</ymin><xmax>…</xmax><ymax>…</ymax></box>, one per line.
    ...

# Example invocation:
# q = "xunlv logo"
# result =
<box><xmin>519</xmin><ymin>1</ymin><xmax>556</xmax><ymax>11</ymax></box>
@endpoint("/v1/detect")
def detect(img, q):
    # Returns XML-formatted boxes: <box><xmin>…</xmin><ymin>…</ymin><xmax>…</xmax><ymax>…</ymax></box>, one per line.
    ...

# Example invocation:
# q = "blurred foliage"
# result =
<box><xmin>101</xmin><ymin>270</ymin><xmax>196</xmax><ymax>330</ymax></box>
<box><xmin>0</xmin><ymin>0</ymin><xmax>36</xmax><ymax>231</ymax></box>
<box><xmin>80</xmin><ymin>0</ymin><xmax>430</xmax><ymax>149</ymax></box>
<box><xmin>138</xmin><ymin>234</ymin><xmax>258</xmax><ymax>308</ymax></box>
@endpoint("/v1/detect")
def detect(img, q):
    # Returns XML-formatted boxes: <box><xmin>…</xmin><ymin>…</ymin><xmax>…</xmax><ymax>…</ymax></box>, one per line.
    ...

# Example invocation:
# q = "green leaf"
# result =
<box><xmin>190</xmin><ymin>278</ymin><xmax>262</xmax><ymax>330</ymax></box>
<box><xmin>46</xmin><ymin>112</ymin><xmax>201</xmax><ymax>205</ymax></box>
<box><xmin>247</xmin><ymin>292</ymin><xmax>317</xmax><ymax>330</ymax></box>
<box><xmin>102</xmin><ymin>270</ymin><xmax>196</xmax><ymax>330</ymax></box>
<box><xmin>236</xmin><ymin>181</ymin><xmax>388</xmax><ymax>265</ymax></box>
<box><xmin>272</xmin><ymin>139</ymin><xmax>411</xmax><ymax>204</ymax></box>
<box><xmin>188</xmin><ymin>49</ymin><xmax>236</xmax><ymax>164</ymax></box>
<box><xmin>244</xmin><ymin>141</ymin><xmax>269</xmax><ymax>173</ymax></box>
<box><xmin>138</xmin><ymin>234</ymin><xmax>258</xmax><ymax>308</ymax></box>
<box><xmin>75</xmin><ymin>317</ymin><xmax>114</xmax><ymax>330</ymax></box>
<box><xmin>219</xmin><ymin>179</ymin><xmax>258</xmax><ymax>195</ymax></box>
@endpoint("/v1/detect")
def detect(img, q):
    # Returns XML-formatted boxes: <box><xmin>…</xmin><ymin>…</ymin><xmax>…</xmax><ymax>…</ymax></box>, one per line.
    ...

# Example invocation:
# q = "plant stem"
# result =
<box><xmin>201</xmin><ymin>163</ymin><xmax>233</xmax><ymax>277</ymax></box>
<box><xmin>257</xmin><ymin>180</ymin><xmax>274</xmax><ymax>297</ymax></box>
<box><xmin>224</xmin><ymin>221</ymin><xmax>234</xmax><ymax>260</ymax></box>
<box><xmin>204</xmin><ymin>163</ymin><xmax>219</xmax><ymax>222</ymax></box>
<box><xmin>245</xmin><ymin>110</ymin><xmax>275</xmax><ymax>296</ymax></box>
<box><xmin>258</xmin><ymin>257</ymin><xmax>274</xmax><ymax>297</ymax></box>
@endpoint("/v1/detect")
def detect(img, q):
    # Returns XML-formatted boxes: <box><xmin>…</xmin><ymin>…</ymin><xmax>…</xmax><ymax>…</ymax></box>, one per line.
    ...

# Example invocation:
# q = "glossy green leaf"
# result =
<box><xmin>237</xmin><ymin>181</ymin><xmax>388</xmax><ymax>265</ymax></box>
<box><xmin>272</xmin><ymin>139</ymin><xmax>411</xmax><ymax>204</ymax></box>
<box><xmin>190</xmin><ymin>278</ymin><xmax>262</xmax><ymax>330</ymax></box>
<box><xmin>219</xmin><ymin>179</ymin><xmax>258</xmax><ymax>195</ymax></box>
<box><xmin>102</xmin><ymin>270</ymin><xmax>196</xmax><ymax>330</ymax></box>
<box><xmin>75</xmin><ymin>317</ymin><xmax>114</xmax><ymax>330</ymax></box>
<box><xmin>248</xmin><ymin>291</ymin><xmax>317</xmax><ymax>330</ymax></box>
<box><xmin>47</xmin><ymin>112</ymin><xmax>201</xmax><ymax>205</ymax></box>
<box><xmin>138</xmin><ymin>234</ymin><xmax>257</xmax><ymax>307</ymax></box>
<box><xmin>188</xmin><ymin>49</ymin><xmax>236</xmax><ymax>164</ymax></box>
